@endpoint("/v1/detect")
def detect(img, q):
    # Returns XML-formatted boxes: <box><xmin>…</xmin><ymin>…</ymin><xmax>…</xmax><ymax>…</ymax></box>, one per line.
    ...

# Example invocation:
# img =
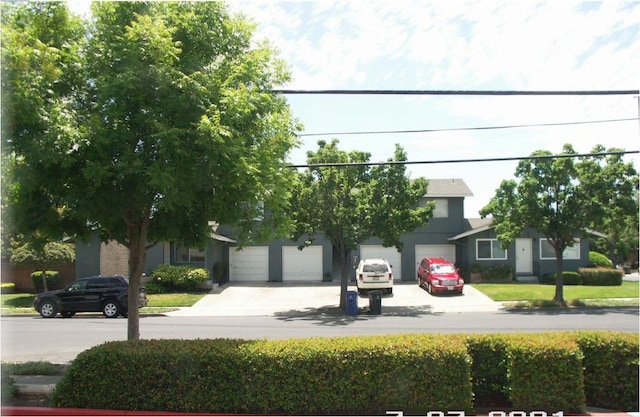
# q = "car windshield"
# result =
<box><xmin>431</xmin><ymin>264</ymin><xmax>455</xmax><ymax>273</ymax></box>
<box><xmin>363</xmin><ymin>263</ymin><xmax>388</xmax><ymax>273</ymax></box>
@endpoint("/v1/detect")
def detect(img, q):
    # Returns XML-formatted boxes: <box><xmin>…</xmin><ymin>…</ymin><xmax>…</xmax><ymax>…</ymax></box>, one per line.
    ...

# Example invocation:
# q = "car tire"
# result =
<box><xmin>39</xmin><ymin>300</ymin><xmax>58</xmax><ymax>318</ymax></box>
<box><xmin>427</xmin><ymin>283</ymin><xmax>432</xmax><ymax>294</ymax></box>
<box><xmin>61</xmin><ymin>311</ymin><xmax>76</xmax><ymax>318</ymax></box>
<box><xmin>102</xmin><ymin>300</ymin><xmax>121</xmax><ymax>318</ymax></box>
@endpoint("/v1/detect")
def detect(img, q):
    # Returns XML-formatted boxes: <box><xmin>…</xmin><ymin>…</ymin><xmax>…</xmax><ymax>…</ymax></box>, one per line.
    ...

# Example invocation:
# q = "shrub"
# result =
<box><xmin>31</xmin><ymin>270</ymin><xmax>61</xmax><ymax>292</ymax></box>
<box><xmin>465</xmin><ymin>334</ymin><xmax>509</xmax><ymax>402</ymax></box>
<box><xmin>505</xmin><ymin>333</ymin><xmax>585</xmax><ymax>413</ymax></box>
<box><xmin>1</xmin><ymin>372</ymin><xmax>16</xmax><ymax>403</ymax></box>
<box><xmin>481</xmin><ymin>265</ymin><xmax>513</xmax><ymax>282</ymax></box>
<box><xmin>576</xmin><ymin>331</ymin><xmax>639</xmax><ymax>411</ymax></box>
<box><xmin>53</xmin><ymin>335</ymin><xmax>474</xmax><ymax>415</ymax></box>
<box><xmin>588</xmin><ymin>251</ymin><xmax>613</xmax><ymax>268</ymax></box>
<box><xmin>149</xmin><ymin>265</ymin><xmax>209</xmax><ymax>292</ymax></box>
<box><xmin>540</xmin><ymin>271</ymin><xmax>580</xmax><ymax>285</ymax></box>
<box><xmin>1</xmin><ymin>283</ymin><xmax>15</xmax><ymax>293</ymax></box>
<box><xmin>579</xmin><ymin>267</ymin><xmax>623</xmax><ymax>286</ymax></box>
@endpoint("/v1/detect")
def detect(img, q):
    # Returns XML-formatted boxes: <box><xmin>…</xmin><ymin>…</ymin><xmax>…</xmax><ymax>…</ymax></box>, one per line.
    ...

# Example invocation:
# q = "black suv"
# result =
<box><xmin>33</xmin><ymin>275</ymin><xmax>148</xmax><ymax>318</ymax></box>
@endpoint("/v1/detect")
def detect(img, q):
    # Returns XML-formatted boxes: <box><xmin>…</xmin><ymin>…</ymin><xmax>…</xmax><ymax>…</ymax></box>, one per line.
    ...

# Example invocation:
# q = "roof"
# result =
<box><xmin>448</xmin><ymin>218</ymin><xmax>608</xmax><ymax>241</ymax></box>
<box><xmin>425</xmin><ymin>179</ymin><xmax>473</xmax><ymax>198</ymax></box>
<box><xmin>448</xmin><ymin>218</ymin><xmax>493</xmax><ymax>241</ymax></box>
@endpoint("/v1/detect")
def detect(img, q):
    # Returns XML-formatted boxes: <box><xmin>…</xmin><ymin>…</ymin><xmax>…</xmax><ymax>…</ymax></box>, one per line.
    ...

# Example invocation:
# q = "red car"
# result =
<box><xmin>417</xmin><ymin>257</ymin><xmax>464</xmax><ymax>295</ymax></box>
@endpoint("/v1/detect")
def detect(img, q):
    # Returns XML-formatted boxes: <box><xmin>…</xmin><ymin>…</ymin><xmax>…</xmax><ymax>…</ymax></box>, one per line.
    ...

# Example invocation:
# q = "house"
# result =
<box><xmin>75</xmin><ymin>178</ymin><xmax>597</xmax><ymax>282</ymax></box>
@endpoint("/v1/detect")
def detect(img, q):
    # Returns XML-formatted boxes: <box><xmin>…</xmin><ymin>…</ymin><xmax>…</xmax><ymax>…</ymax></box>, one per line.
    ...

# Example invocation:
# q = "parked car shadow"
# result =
<box><xmin>274</xmin><ymin>304</ymin><xmax>444</xmax><ymax>326</ymax></box>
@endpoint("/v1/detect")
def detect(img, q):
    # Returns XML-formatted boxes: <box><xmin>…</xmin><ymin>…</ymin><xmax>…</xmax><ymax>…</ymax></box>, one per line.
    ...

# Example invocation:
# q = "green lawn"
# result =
<box><xmin>472</xmin><ymin>281</ymin><xmax>639</xmax><ymax>301</ymax></box>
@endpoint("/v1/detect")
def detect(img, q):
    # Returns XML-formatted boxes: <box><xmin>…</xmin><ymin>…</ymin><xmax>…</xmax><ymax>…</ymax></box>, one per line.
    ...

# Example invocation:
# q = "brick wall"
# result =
<box><xmin>99</xmin><ymin>241</ymin><xmax>130</xmax><ymax>276</ymax></box>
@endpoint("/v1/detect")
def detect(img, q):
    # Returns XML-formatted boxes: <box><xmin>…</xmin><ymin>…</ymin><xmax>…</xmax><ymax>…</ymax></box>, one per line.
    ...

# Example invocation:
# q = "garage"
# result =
<box><xmin>282</xmin><ymin>246</ymin><xmax>323</xmax><ymax>281</ymax></box>
<box><xmin>414</xmin><ymin>244</ymin><xmax>456</xmax><ymax>277</ymax></box>
<box><xmin>359</xmin><ymin>245</ymin><xmax>402</xmax><ymax>280</ymax></box>
<box><xmin>229</xmin><ymin>246</ymin><xmax>268</xmax><ymax>281</ymax></box>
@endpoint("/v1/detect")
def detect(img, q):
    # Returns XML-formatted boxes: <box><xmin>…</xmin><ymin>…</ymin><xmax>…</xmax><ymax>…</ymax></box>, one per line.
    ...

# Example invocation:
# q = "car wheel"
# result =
<box><xmin>39</xmin><ymin>301</ymin><xmax>58</xmax><ymax>318</ymax></box>
<box><xmin>61</xmin><ymin>311</ymin><xmax>76</xmax><ymax>318</ymax></box>
<box><xmin>102</xmin><ymin>300</ymin><xmax>121</xmax><ymax>318</ymax></box>
<box><xmin>427</xmin><ymin>283</ymin><xmax>432</xmax><ymax>294</ymax></box>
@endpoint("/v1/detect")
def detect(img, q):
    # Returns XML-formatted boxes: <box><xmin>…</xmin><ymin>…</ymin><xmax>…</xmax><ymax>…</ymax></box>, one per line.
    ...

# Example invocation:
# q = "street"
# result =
<box><xmin>2</xmin><ymin>307</ymin><xmax>638</xmax><ymax>363</ymax></box>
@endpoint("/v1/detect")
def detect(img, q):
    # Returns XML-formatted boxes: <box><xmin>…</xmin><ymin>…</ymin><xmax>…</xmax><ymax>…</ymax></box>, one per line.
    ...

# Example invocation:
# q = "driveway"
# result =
<box><xmin>165</xmin><ymin>281</ymin><xmax>503</xmax><ymax>317</ymax></box>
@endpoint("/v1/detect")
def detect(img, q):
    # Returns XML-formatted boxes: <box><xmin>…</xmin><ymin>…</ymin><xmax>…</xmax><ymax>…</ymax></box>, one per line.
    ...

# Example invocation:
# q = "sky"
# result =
<box><xmin>68</xmin><ymin>1</ymin><xmax>639</xmax><ymax>218</ymax></box>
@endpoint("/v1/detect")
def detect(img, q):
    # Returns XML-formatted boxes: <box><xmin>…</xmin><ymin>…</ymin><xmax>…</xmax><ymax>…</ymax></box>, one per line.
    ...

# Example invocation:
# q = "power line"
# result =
<box><xmin>297</xmin><ymin>117</ymin><xmax>639</xmax><ymax>137</ymax></box>
<box><xmin>288</xmin><ymin>150</ymin><xmax>640</xmax><ymax>169</ymax></box>
<box><xmin>274</xmin><ymin>89</ymin><xmax>640</xmax><ymax>96</ymax></box>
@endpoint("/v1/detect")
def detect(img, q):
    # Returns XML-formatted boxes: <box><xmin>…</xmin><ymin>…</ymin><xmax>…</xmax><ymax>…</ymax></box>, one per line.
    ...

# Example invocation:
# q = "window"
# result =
<box><xmin>540</xmin><ymin>239</ymin><xmax>580</xmax><ymax>260</ymax></box>
<box><xmin>420</xmin><ymin>198</ymin><xmax>448</xmax><ymax>218</ymax></box>
<box><xmin>476</xmin><ymin>239</ymin><xmax>507</xmax><ymax>260</ymax></box>
<box><xmin>175</xmin><ymin>246</ymin><xmax>205</xmax><ymax>263</ymax></box>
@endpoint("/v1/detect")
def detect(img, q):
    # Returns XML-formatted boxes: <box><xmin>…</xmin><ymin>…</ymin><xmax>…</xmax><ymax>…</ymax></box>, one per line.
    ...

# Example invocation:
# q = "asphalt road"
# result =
<box><xmin>2</xmin><ymin>307</ymin><xmax>638</xmax><ymax>363</ymax></box>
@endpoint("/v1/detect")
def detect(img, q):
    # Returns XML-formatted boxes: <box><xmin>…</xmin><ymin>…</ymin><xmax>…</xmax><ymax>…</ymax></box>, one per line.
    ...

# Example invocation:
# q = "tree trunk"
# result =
<box><xmin>338</xmin><ymin>248</ymin><xmax>352</xmax><ymax>312</ymax></box>
<box><xmin>553</xmin><ymin>247</ymin><xmax>565</xmax><ymax>305</ymax></box>
<box><xmin>126</xmin><ymin>213</ymin><xmax>149</xmax><ymax>341</ymax></box>
<box><xmin>41</xmin><ymin>269</ymin><xmax>48</xmax><ymax>292</ymax></box>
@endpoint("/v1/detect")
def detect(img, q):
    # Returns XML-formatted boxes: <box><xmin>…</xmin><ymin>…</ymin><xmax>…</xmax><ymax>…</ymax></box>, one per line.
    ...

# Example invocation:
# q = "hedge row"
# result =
<box><xmin>31</xmin><ymin>270</ymin><xmax>61</xmax><ymax>292</ymax></box>
<box><xmin>540</xmin><ymin>268</ymin><xmax>623</xmax><ymax>286</ymax></box>
<box><xmin>146</xmin><ymin>264</ymin><xmax>209</xmax><ymax>293</ymax></box>
<box><xmin>52</xmin><ymin>331</ymin><xmax>638</xmax><ymax>414</ymax></box>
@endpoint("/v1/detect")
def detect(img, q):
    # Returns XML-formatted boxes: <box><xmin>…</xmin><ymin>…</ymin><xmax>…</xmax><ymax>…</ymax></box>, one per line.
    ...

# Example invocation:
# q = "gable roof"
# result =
<box><xmin>449</xmin><ymin>218</ymin><xmax>493</xmax><ymax>241</ymax></box>
<box><xmin>426</xmin><ymin>178</ymin><xmax>473</xmax><ymax>198</ymax></box>
<box><xmin>448</xmin><ymin>218</ymin><xmax>608</xmax><ymax>241</ymax></box>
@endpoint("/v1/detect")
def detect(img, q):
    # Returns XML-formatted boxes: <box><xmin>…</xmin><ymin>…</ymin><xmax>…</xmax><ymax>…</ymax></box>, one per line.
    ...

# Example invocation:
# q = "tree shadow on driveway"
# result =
<box><xmin>273</xmin><ymin>304</ymin><xmax>444</xmax><ymax>326</ymax></box>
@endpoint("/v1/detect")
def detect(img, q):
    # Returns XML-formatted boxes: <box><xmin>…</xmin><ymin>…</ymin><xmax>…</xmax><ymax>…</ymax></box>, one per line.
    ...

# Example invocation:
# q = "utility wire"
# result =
<box><xmin>287</xmin><ymin>150</ymin><xmax>640</xmax><ymax>169</ymax></box>
<box><xmin>274</xmin><ymin>89</ymin><xmax>640</xmax><ymax>96</ymax></box>
<box><xmin>297</xmin><ymin>117</ymin><xmax>639</xmax><ymax>137</ymax></box>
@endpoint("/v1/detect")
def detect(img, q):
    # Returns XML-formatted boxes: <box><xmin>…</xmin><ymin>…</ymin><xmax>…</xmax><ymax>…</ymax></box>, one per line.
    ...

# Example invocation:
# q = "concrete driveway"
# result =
<box><xmin>166</xmin><ymin>281</ymin><xmax>503</xmax><ymax>317</ymax></box>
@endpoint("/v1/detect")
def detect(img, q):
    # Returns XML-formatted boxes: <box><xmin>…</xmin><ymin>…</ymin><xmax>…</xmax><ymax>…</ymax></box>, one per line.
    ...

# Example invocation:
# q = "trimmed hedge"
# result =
<box><xmin>51</xmin><ymin>332</ymin><xmax>638</xmax><ymax>414</ymax></box>
<box><xmin>53</xmin><ymin>335</ymin><xmax>473</xmax><ymax>414</ymax></box>
<box><xmin>589</xmin><ymin>251</ymin><xmax>613</xmax><ymax>268</ymax></box>
<box><xmin>576</xmin><ymin>331</ymin><xmax>639</xmax><ymax>411</ymax></box>
<box><xmin>31</xmin><ymin>270</ymin><xmax>61</xmax><ymax>292</ymax></box>
<box><xmin>147</xmin><ymin>264</ymin><xmax>209</xmax><ymax>293</ymax></box>
<box><xmin>540</xmin><ymin>271</ymin><xmax>581</xmax><ymax>285</ymax></box>
<box><xmin>505</xmin><ymin>334</ymin><xmax>585</xmax><ymax>413</ymax></box>
<box><xmin>579</xmin><ymin>267</ymin><xmax>623</xmax><ymax>286</ymax></box>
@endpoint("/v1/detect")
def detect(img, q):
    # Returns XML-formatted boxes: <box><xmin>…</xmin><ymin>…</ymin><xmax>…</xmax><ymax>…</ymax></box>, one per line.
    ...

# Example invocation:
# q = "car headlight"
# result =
<box><xmin>432</xmin><ymin>279</ymin><xmax>440</xmax><ymax>285</ymax></box>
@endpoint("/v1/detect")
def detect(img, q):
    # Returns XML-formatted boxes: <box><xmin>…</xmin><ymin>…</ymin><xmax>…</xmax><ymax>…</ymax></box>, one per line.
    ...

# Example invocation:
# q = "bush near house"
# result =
<box><xmin>480</xmin><ymin>265</ymin><xmax>513</xmax><ymax>282</ymax></box>
<box><xmin>579</xmin><ymin>267</ymin><xmax>623</xmax><ymax>286</ymax></box>
<box><xmin>147</xmin><ymin>265</ymin><xmax>209</xmax><ymax>293</ymax></box>
<box><xmin>31</xmin><ymin>271</ymin><xmax>61</xmax><ymax>292</ymax></box>
<box><xmin>51</xmin><ymin>332</ymin><xmax>638</xmax><ymax>414</ymax></box>
<box><xmin>588</xmin><ymin>251</ymin><xmax>613</xmax><ymax>268</ymax></box>
<box><xmin>540</xmin><ymin>271</ymin><xmax>581</xmax><ymax>285</ymax></box>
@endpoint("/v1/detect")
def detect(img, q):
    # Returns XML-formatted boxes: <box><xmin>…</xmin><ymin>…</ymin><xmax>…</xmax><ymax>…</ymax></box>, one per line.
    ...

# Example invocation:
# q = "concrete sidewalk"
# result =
<box><xmin>165</xmin><ymin>281</ymin><xmax>503</xmax><ymax>317</ymax></box>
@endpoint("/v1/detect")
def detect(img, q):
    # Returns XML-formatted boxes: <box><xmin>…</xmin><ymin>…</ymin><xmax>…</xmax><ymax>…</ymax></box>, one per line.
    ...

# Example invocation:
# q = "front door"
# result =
<box><xmin>515</xmin><ymin>238</ymin><xmax>533</xmax><ymax>274</ymax></box>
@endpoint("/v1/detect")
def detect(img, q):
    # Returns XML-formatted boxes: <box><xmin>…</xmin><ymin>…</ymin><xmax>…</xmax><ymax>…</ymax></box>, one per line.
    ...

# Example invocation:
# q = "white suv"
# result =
<box><xmin>355</xmin><ymin>258</ymin><xmax>394</xmax><ymax>294</ymax></box>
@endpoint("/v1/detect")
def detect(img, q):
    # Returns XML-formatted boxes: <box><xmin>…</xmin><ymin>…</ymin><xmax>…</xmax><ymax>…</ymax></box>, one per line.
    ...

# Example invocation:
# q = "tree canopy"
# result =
<box><xmin>2</xmin><ymin>2</ymin><xmax>300</xmax><ymax>339</ymax></box>
<box><xmin>290</xmin><ymin>139</ymin><xmax>433</xmax><ymax>310</ymax></box>
<box><xmin>480</xmin><ymin>144</ymin><xmax>637</xmax><ymax>304</ymax></box>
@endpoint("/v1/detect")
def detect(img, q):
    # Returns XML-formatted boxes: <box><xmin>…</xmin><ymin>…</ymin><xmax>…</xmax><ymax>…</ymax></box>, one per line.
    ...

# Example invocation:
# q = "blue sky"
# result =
<box><xmin>68</xmin><ymin>1</ymin><xmax>639</xmax><ymax>217</ymax></box>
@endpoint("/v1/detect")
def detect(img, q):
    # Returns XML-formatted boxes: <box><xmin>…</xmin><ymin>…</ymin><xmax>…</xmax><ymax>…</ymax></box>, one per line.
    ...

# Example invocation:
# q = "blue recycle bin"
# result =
<box><xmin>346</xmin><ymin>290</ymin><xmax>358</xmax><ymax>315</ymax></box>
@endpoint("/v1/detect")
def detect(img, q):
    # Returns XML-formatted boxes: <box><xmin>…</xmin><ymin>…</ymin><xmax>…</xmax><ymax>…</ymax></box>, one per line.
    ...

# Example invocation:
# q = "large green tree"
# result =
<box><xmin>290</xmin><ymin>140</ymin><xmax>433</xmax><ymax>311</ymax></box>
<box><xmin>2</xmin><ymin>2</ymin><xmax>300</xmax><ymax>339</ymax></box>
<box><xmin>480</xmin><ymin>144</ymin><xmax>635</xmax><ymax>304</ymax></box>
<box><xmin>10</xmin><ymin>242</ymin><xmax>75</xmax><ymax>292</ymax></box>
<box><xmin>577</xmin><ymin>146</ymin><xmax>639</xmax><ymax>267</ymax></box>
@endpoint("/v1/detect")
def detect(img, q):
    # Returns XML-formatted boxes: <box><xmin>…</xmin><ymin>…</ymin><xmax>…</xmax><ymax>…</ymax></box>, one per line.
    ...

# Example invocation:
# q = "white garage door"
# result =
<box><xmin>359</xmin><ymin>245</ymin><xmax>402</xmax><ymax>280</ymax></box>
<box><xmin>283</xmin><ymin>246</ymin><xmax>323</xmax><ymax>281</ymax></box>
<box><xmin>229</xmin><ymin>246</ymin><xmax>268</xmax><ymax>281</ymax></box>
<box><xmin>414</xmin><ymin>245</ymin><xmax>456</xmax><ymax>277</ymax></box>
